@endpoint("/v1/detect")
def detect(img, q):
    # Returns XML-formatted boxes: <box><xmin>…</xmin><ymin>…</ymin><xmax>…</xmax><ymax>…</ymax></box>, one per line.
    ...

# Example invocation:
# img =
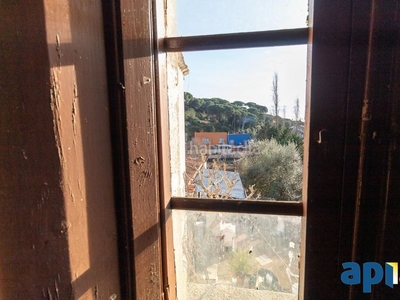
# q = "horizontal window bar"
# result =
<box><xmin>170</xmin><ymin>197</ymin><xmax>303</xmax><ymax>216</ymax></box>
<box><xmin>163</xmin><ymin>27</ymin><xmax>309</xmax><ymax>52</ymax></box>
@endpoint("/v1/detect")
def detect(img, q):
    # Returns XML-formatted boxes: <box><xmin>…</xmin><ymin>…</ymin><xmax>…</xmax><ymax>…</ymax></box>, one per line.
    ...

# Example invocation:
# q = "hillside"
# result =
<box><xmin>184</xmin><ymin>92</ymin><xmax>304</xmax><ymax>148</ymax></box>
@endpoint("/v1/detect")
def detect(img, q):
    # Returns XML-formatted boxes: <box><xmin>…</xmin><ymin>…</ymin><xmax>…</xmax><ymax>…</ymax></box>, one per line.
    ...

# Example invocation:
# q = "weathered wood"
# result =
<box><xmin>303</xmin><ymin>0</ymin><xmax>355</xmax><ymax>298</ymax></box>
<box><xmin>164</xmin><ymin>28</ymin><xmax>309</xmax><ymax>52</ymax></box>
<box><xmin>0</xmin><ymin>1</ymin><xmax>121</xmax><ymax>298</ymax></box>
<box><xmin>101</xmin><ymin>0</ymin><xmax>136</xmax><ymax>298</ymax></box>
<box><xmin>44</xmin><ymin>1</ymin><xmax>121</xmax><ymax>298</ymax></box>
<box><xmin>0</xmin><ymin>3</ymin><xmax>72</xmax><ymax>298</ymax></box>
<box><xmin>351</xmin><ymin>1</ymin><xmax>400</xmax><ymax>298</ymax></box>
<box><xmin>153</xmin><ymin>0</ymin><xmax>178</xmax><ymax>298</ymax></box>
<box><xmin>119</xmin><ymin>0</ymin><xmax>164</xmax><ymax>298</ymax></box>
<box><xmin>171</xmin><ymin>197</ymin><xmax>303</xmax><ymax>216</ymax></box>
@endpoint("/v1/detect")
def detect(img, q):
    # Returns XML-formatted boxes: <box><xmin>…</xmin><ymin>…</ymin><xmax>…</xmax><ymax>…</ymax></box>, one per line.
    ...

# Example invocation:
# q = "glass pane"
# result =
<box><xmin>174</xmin><ymin>45</ymin><xmax>307</xmax><ymax>201</ymax></box>
<box><xmin>172</xmin><ymin>0</ymin><xmax>309</xmax><ymax>37</ymax></box>
<box><xmin>173</xmin><ymin>211</ymin><xmax>301</xmax><ymax>299</ymax></box>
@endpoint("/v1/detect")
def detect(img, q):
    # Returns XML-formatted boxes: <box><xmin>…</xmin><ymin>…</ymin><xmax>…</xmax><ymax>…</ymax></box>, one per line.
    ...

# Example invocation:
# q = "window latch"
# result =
<box><xmin>317</xmin><ymin>129</ymin><xmax>328</xmax><ymax>144</ymax></box>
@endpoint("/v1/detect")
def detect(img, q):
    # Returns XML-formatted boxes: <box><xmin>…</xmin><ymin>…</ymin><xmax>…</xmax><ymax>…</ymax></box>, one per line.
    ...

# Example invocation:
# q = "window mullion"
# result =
<box><xmin>171</xmin><ymin>197</ymin><xmax>303</xmax><ymax>216</ymax></box>
<box><xmin>164</xmin><ymin>27</ymin><xmax>309</xmax><ymax>52</ymax></box>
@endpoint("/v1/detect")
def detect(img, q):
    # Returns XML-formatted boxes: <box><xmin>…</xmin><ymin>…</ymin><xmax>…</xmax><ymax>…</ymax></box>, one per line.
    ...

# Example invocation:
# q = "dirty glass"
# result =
<box><xmin>176</xmin><ymin>46</ymin><xmax>307</xmax><ymax>202</ymax></box>
<box><xmin>173</xmin><ymin>211</ymin><xmax>301</xmax><ymax>299</ymax></box>
<box><xmin>167</xmin><ymin>1</ymin><xmax>309</xmax><ymax>299</ymax></box>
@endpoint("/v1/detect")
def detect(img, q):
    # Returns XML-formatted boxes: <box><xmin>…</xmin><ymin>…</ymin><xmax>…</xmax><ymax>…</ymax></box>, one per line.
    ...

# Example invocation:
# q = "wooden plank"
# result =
<box><xmin>171</xmin><ymin>197</ymin><xmax>303</xmax><ymax>216</ymax></box>
<box><xmin>119</xmin><ymin>0</ymin><xmax>164</xmax><ymax>298</ymax></box>
<box><xmin>303</xmin><ymin>0</ymin><xmax>355</xmax><ymax>299</ymax></box>
<box><xmin>164</xmin><ymin>27</ymin><xmax>309</xmax><ymax>52</ymax></box>
<box><xmin>0</xmin><ymin>3</ymin><xmax>73</xmax><ymax>298</ymax></box>
<box><xmin>153</xmin><ymin>0</ymin><xmax>177</xmax><ymax>298</ymax></box>
<box><xmin>352</xmin><ymin>1</ymin><xmax>400</xmax><ymax>298</ymax></box>
<box><xmin>101</xmin><ymin>1</ymin><xmax>135</xmax><ymax>299</ymax></box>
<box><xmin>1</xmin><ymin>1</ymin><xmax>122</xmax><ymax>298</ymax></box>
<box><xmin>44</xmin><ymin>1</ymin><xmax>122</xmax><ymax>298</ymax></box>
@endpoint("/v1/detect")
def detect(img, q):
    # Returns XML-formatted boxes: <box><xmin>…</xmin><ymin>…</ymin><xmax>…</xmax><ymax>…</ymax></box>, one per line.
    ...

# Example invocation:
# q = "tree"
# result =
<box><xmin>257</xmin><ymin>104</ymin><xmax>268</xmax><ymax>114</ymax></box>
<box><xmin>232</xmin><ymin>100</ymin><xmax>245</xmax><ymax>107</ymax></box>
<box><xmin>228</xmin><ymin>248</ymin><xmax>253</xmax><ymax>282</ymax></box>
<box><xmin>294</xmin><ymin>97</ymin><xmax>300</xmax><ymax>132</ymax></box>
<box><xmin>241</xmin><ymin>113</ymin><xmax>257</xmax><ymax>131</ymax></box>
<box><xmin>184</xmin><ymin>93</ymin><xmax>272</xmax><ymax>137</ymax></box>
<box><xmin>256</xmin><ymin>122</ymin><xmax>303</xmax><ymax>151</ymax></box>
<box><xmin>246</xmin><ymin>101</ymin><xmax>259</xmax><ymax>108</ymax></box>
<box><xmin>272</xmin><ymin>72</ymin><xmax>279</xmax><ymax>126</ymax></box>
<box><xmin>184</xmin><ymin>91</ymin><xmax>194</xmax><ymax>103</ymax></box>
<box><xmin>189</xmin><ymin>98</ymin><xmax>204</xmax><ymax>110</ymax></box>
<box><xmin>212</xmin><ymin>97</ymin><xmax>229</xmax><ymax>105</ymax></box>
<box><xmin>185</xmin><ymin>108</ymin><xmax>198</xmax><ymax>123</ymax></box>
<box><xmin>237</xmin><ymin>139</ymin><xmax>302</xmax><ymax>200</ymax></box>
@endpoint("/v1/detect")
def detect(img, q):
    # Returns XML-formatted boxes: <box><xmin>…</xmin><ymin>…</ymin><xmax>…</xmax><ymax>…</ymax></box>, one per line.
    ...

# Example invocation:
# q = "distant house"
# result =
<box><xmin>194</xmin><ymin>132</ymin><xmax>228</xmax><ymax>147</ymax></box>
<box><xmin>228</xmin><ymin>133</ymin><xmax>251</xmax><ymax>146</ymax></box>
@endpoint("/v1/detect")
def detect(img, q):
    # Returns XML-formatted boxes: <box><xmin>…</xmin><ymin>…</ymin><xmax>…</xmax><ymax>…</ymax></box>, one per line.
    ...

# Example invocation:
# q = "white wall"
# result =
<box><xmin>166</xmin><ymin>1</ymin><xmax>189</xmax><ymax>298</ymax></box>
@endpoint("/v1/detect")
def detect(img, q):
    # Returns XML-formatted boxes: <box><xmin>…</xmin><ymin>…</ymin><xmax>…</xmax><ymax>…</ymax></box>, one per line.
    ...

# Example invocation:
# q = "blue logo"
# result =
<box><xmin>341</xmin><ymin>262</ymin><xmax>398</xmax><ymax>293</ymax></box>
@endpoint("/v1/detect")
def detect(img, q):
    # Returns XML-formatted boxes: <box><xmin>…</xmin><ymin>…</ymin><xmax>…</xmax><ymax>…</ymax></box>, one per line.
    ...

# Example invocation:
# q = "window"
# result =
<box><xmin>2</xmin><ymin>1</ymin><xmax>398</xmax><ymax>300</ymax></box>
<box><xmin>102</xmin><ymin>1</ymin><xmax>397</xmax><ymax>299</ymax></box>
<box><xmin>161</xmin><ymin>1</ymin><xmax>309</xmax><ymax>299</ymax></box>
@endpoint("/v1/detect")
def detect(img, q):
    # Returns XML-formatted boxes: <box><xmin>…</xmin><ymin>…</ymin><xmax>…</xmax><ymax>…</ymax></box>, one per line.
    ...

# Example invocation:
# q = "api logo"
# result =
<box><xmin>341</xmin><ymin>262</ymin><xmax>398</xmax><ymax>293</ymax></box>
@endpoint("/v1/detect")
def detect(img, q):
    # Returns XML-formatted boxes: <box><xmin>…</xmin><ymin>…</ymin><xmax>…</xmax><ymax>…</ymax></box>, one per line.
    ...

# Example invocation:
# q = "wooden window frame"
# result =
<box><xmin>162</xmin><ymin>21</ymin><xmax>310</xmax><ymax>217</ymax></box>
<box><xmin>103</xmin><ymin>0</ymin><xmax>311</xmax><ymax>299</ymax></box>
<box><xmin>155</xmin><ymin>4</ymin><xmax>311</xmax><ymax>300</ymax></box>
<box><xmin>102</xmin><ymin>0</ymin><xmax>400</xmax><ymax>299</ymax></box>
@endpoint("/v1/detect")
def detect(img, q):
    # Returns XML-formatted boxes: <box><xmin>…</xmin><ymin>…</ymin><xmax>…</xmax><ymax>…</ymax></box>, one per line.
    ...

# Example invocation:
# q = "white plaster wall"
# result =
<box><xmin>167</xmin><ymin>53</ymin><xmax>188</xmax><ymax>300</ymax></box>
<box><xmin>166</xmin><ymin>1</ymin><xmax>188</xmax><ymax>298</ymax></box>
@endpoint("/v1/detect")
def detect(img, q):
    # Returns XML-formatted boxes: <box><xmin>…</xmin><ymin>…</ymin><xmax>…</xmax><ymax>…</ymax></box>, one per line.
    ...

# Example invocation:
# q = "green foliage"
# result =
<box><xmin>228</xmin><ymin>248</ymin><xmax>253</xmax><ymax>278</ymax></box>
<box><xmin>212</xmin><ymin>97</ymin><xmax>230</xmax><ymax>105</ymax></box>
<box><xmin>185</xmin><ymin>108</ymin><xmax>198</xmax><ymax>123</ymax></box>
<box><xmin>183</xmin><ymin>92</ymin><xmax>303</xmax><ymax>143</ymax></box>
<box><xmin>203</xmin><ymin>124</ymin><xmax>215</xmax><ymax>132</ymax></box>
<box><xmin>237</xmin><ymin>139</ymin><xmax>303</xmax><ymax>200</ymax></box>
<box><xmin>232</xmin><ymin>100</ymin><xmax>245</xmax><ymax>107</ymax></box>
<box><xmin>184</xmin><ymin>92</ymin><xmax>194</xmax><ymax>103</ymax></box>
<box><xmin>189</xmin><ymin>98</ymin><xmax>204</xmax><ymax>110</ymax></box>
<box><xmin>256</xmin><ymin>123</ymin><xmax>303</xmax><ymax>155</ymax></box>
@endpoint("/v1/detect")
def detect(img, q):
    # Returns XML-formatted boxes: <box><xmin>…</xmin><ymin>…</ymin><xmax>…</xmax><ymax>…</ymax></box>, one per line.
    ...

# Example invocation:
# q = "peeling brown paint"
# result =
<box><xmin>1</xmin><ymin>1</ymin><xmax>121</xmax><ymax>298</ymax></box>
<box><xmin>55</xmin><ymin>34</ymin><xmax>62</xmax><ymax>69</ymax></box>
<box><xmin>148</xmin><ymin>102</ymin><xmax>154</xmax><ymax>132</ymax></box>
<box><xmin>50</xmin><ymin>70</ymin><xmax>64</xmax><ymax>165</ymax></box>
<box><xmin>134</xmin><ymin>156</ymin><xmax>146</xmax><ymax>165</ymax></box>
<box><xmin>60</xmin><ymin>221</ymin><xmax>71</xmax><ymax>234</ymax></box>
<box><xmin>47</xmin><ymin>287</ymin><xmax>53</xmax><ymax>300</ymax></box>
<box><xmin>142</xmin><ymin>76</ymin><xmax>151</xmax><ymax>84</ymax></box>
<box><xmin>21</xmin><ymin>149</ymin><xmax>28</xmax><ymax>160</ymax></box>
<box><xmin>142</xmin><ymin>170</ymin><xmax>152</xmax><ymax>178</ymax></box>
<box><xmin>54</xmin><ymin>279</ymin><xmax>59</xmax><ymax>300</ymax></box>
<box><xmin>94</xmin><ymin>285</ymin><xmax>99</xmax><ymax>298</ymax></box>
<box><xmin>72</xmin><ymin>83</ymin><xmax>78</xmax><ymax>136</ymax></box>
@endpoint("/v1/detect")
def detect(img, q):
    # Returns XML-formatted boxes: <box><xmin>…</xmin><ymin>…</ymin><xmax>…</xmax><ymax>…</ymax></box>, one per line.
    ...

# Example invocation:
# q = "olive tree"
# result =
<box><xmin>237</xmin><ymin>139</ymin><xmax>302</xmax><ymax>201</ymax></box>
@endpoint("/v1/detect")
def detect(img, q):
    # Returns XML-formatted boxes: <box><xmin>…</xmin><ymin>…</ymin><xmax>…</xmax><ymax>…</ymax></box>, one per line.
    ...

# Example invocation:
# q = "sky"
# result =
<box><xmin>174</xmin><ymin>0</ymin><xmax>309</xmax><ymax>120</ymax></box>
